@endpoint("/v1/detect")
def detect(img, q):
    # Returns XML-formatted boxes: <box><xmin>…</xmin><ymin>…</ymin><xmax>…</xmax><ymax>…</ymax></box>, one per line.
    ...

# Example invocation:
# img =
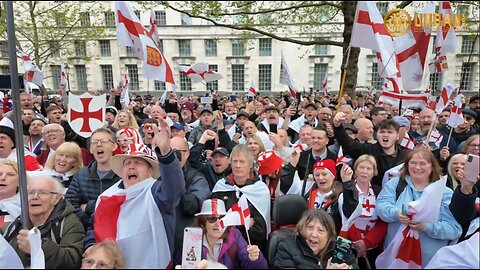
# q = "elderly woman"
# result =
<box><xmin>338</xmin><ymin>155</ymin><xmax>387</xmax><ymax>268</ymax></box>
<box><xmin>82</xmin><ymin>241</ymin><xmax>125</xmax><ymax>269</ymax></box>
<box><xmin>462</xmin><ymin>134</ymin><xmax>479</xmax><ymax>156</ymax></box>
<box><xmin>45</xmin><ymin>142</ymin><xmax>84</xmax><ymax>188</ymax></box>
<box><xmin>446</xmin><ymin>154</ymin><xmax>467</xmax><ymax>190</ymax></box>
<box><xmin>2</xmin><ymin>176</ymin><xmax>85</xmax><ymax>268</ymax></box>
<box><xmin>274</xmin><ymin>209</ymin><xmax>357</xmax><ymax>269</ymax></box>
<box><xmin>175</xmin><ymin>199</ymin><xmax>267</xmax><ymax>269</ymax></box>
<box><xmin>114</xmin><ymin>128</ymin><xmax>142</xmax><ymax>154</ymax></box>
<box><xmin>112</xmin><ymin>110</ymin><xmax>139</xmax><ymax>130</ymax></box>
<box><xmin>0</xmin><ymin>160</ymin><xmax>21</xmax><ymax>228</ymax></box>
<box><xmin>376</xmin><ymin>148</ymin><xmax>462</xmax><ymax>267</ymax></box>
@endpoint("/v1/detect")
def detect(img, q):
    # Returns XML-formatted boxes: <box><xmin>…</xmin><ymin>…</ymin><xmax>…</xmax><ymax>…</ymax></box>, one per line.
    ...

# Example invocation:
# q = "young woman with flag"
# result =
<box><xmin>175</xmin><ymin>199</ymin><xmax>267</xmax><ymax>269</ymax></box>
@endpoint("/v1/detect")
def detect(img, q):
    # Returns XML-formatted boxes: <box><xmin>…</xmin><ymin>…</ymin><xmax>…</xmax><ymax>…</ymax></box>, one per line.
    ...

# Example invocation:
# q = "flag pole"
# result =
<box><xmin>445</xmin><ymin>126</ymin><xmax>454</xmax><ymax>148</ymax></box>
<box><xmin>6</xmin><ymin>1</ymin><xmax>31</xmax><ymax>229</ymax></box>
<box><xmin>423</xmin><ymin>118</ymin><xmax>437</xmax><ymax>149</ymax></box>
<box><xmin>336</xmin><ymin>46</ymin><xmax>351</xmax><ymax>112</ymax></box>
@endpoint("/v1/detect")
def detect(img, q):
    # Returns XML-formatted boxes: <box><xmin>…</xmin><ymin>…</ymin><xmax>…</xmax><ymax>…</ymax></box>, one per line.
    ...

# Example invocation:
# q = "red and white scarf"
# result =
<box><xmin>0</xmin><ymin>194</ymin><xmax>21</xmax><ymax>228</ymax></box>
<box><xmin>94</xmin><ymin>178</ymin><xmax>170</xmax><ymax>268</ymax></box>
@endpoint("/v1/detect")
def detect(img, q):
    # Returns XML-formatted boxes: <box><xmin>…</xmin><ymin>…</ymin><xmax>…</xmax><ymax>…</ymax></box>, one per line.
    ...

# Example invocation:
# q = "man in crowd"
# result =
<box><xmin>188</xmin><ymin>107</ymin><xmax>216</xmax><ymax>146</ymax></box>
<box><xmin>65</xmin><ymin>128</ymin><xmax>121</xmax><ymax>229</ymax></box>
<box><xmin>223</xmin><ymin>101</ymin><xmax>237</xmax><ymax>121</ymax></box>
<box><xmin>354</xmin><ymin>118</ymin><xmax>375</xmax><ymax>143</ymax></box>
<box><xmin>257</xmin><ymin>105</ymin><xmax>287</xmax><ymax>133</ymax></box>
<box><xmin>24</xmin><ymin>117</ymin><xmax>46</xmax><ymax>156</ymax></box>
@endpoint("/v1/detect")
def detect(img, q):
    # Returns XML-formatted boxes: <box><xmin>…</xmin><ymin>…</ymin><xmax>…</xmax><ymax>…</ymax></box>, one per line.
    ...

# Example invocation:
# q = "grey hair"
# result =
<box><xmin>28</xmin><ymin>175</ymin><xmax>66</xmax><ymax>195</ymax></box>
<box><xmin>230</xmin><ymin>144</ymin><xmax>255</xmax><ymax>169</ymax></box>
<box><xmin>447</xmin><ymin>154</ymin><xmax>467</xmax><ymax>190</ymax></box>
<box><xmin>42</xmin><ymin>123</ymin><xmax>65</xmax><ymax>134</ymax></box>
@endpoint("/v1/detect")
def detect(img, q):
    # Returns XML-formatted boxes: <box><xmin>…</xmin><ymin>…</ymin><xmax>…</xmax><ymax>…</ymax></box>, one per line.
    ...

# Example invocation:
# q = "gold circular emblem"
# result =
<box><xmin>384</xmin><ymin>8</ymin><xmax>411</xmax><ymax>37</ymax></box>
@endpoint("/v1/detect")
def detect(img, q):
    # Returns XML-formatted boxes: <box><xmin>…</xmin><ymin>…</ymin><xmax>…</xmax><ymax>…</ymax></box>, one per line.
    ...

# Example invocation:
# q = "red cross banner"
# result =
<box><xmin>67</xmin><ymin>92</ymin><xmax>106</xmax><ymax>138</ymax></box>
<box><xmin>435</xmin><ymin>82</ymin><xmax>455</xmax><ymax>115</ymax></box>
<box><xmin>446</xmin><ymin>94</ymin><xmax>464</xmax><ymax>128</ymax></box>
<box><xmin>279</xmin><ymin>52</ymin><xmax>299</xmax><ymax>99</ymax></box>
<box><xmin>219</xmin><ymin>195</ymin><xmax>251</xmax><ymax>231</ymax></box>
<box><xmin>177</xmin><ymin>62</ymin><xmax>223</xmax><ymax>83</ymax></box>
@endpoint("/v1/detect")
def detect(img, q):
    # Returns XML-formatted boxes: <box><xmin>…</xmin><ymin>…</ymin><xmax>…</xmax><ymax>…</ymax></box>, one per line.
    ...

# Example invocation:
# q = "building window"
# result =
<box><xmin>99</xmin><ymin>40</ymin><xmax>111</xmax><ymax>57</ymax></box>
<box><xmin>181</xmin><ymin>13</ymin><xmax>192</xmax><ymax>25</ymax></box>
<box><xmin>104</xmin><ymin>12</ymin><xmax>115</xmax><ymax>27</ymax></box>
<box><xmin>205</xmin><ymin>39</ymin><xmax>217</xmax><ymax>57</ymax></box>
<box><xmin>460</xmin><ymin>62</ymin><xmax>474</xmax><ymax>91</ymax></box>
<box><xmin>75</xmin><ymin>65</ymin><xmax>88</xmax><ymax>91</ymax></box>
<box><xmin>232</xmin><ymin>39</ymin><xmax>245</xmax><ymax>56</ymax></box>
<box><xmin>314</xmin><ymin>64</ymin><xmax>328</xmax><ymax>90</ymax></box>
<box><xmin>49</xmin><ymin>41</ymin><xmax>60</xmax><ymax>57</ymax></box>
<box><xmin>126</xmin><ymin>46</ymin><xmax>136</xmax><ymax>57</ymax></box>
<box><xmin>429</xmin><ymin>72</ymin><xmax>443</xmax><ymax>92</ymax></box>
<box><xmin>0</xmin><ymin>65</ymin><xmax>10</xmax><ymax>74</ymax></box>
<box><xmin>232</xmin><ymin>64</ymin><xmax>244</xmax><ymax>91</ymax></box>
<box><xmin>50</xmin><ymin>65</ymin><xmax>61</xmax><ymax>92</ymax></box>
<box><xmin>259</xmin><ymin>38</ymin><xmax>272</xmax><ymax>56</ymax></box>
<box><xmin>126</xmin><ymin>65</ymin><xmax>139</xmax><ymax>91</ymax></box>
<box><xmin>75</xmin><ymin>40</ymin><xmax>86</xmax><ymax>57</ymax></box>
<box><xmin>178</xmin><ymin>40</ymin><xmax>191</xmax><ymax>57</ymax></box>
<box><xmin>461</xmin><ymin>36</ymin><xmax>475</xmax><ymax>54</ymax></box>
<box><xmin>258</xmin><ymin>64</ymin><xmax>272</xmax><ymax>91</ymax></box>
<box><xmin>101</xmin><ymin>65</ymin><xmax>114</xmax><ymax>90</ymax></box>
<box><xmin>180</xmin><ymin>73</ymin><xmax>192</xmax><ymax>91</ymax></box>
<box><xmin>134</xmin><ymin>10</ymin><xmax>141</xmax><ymax>20</ymax></box>
<box><xmin>80</xmin><ymin>12</ymin><xmax>90</xmax><ymax>27</ymax></box>
<box><xmin>158</xmin><ymin>39</ymin><xmax>164</xmax><ymax>53</ymax></box>
<box><xmin>0</xmin><ymin>41</ymin><xmax>8</xmax><ymax>57</ymax></box>
<box><xmin>456</xmin><ymin>4</ymin><xmax>469</xmax><ymax>15</ymax></box>
<box><xmin>154</xmin><ymin>80</ymin><xmax>166</xmax><ymax>91</ymax></box>
<box><xmin>377</xmin><ymin>2</ymin><xmax>388</xmax><ymax>16</ymax></box>
<box><xmin>155</xmin><ymin>10</ymin><xmax>166</xmax><ymax>26</ymax></box>
<box><xmin>315</xmin><ymin>44</ymin><xmax>328</xmax><ymax>55</ymax></box>
<box><xmin>371</xmin><ymin>62</ymin><xmax>383</xmax><ymax>90</ymax></box>
<box><xmin>206</xmin><ymin>65</ymin><xmax>218</xmax><ymax>91</ymax></box>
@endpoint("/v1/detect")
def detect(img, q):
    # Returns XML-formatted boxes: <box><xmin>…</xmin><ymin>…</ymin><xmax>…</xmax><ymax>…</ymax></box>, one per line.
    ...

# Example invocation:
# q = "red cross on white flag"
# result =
<box><xmin>248</xmin><ymin>81</ymin><xmax>257</xmax><ymax>97</ymax></box>
<box><xmin>447</xmin><ymin>94</ymin><xmax>464</xmax><ymax>128</ymax></box>
<box><xmin>219</xmin><ymin>195</ymin><xmax>251</xmax><ymax>231</ymax></box>
<box><xmin>322</xmin><ymin>73</ymin><xmax>329</xmax><ymax>96</ymax></box>
<box><xmin>336</xmin><ymin>146</ymin><xmax>352</xmax><ymax>166</ymax></box>
<box><xmin>293</xmin><ymin>143</ymin><xmax>309</xmax><ymax>153</ymax></box>
<box><xmin>279</xmin><ymin>53</ymin><xmax>298</xmax><ymax>99</ymax></box>
<box><xmin>435</xmin><ymin>82</ymin><xmax>455</xmax><ymax>115</ymax></box>
<box><xmin>22</xmin><ymin>54</ymin><xmax>44</xmax><ymax>93</ymax></box>
<box><xmin>177</xmin><ymin>62</ymin><xmax>223</xmax><ymax>83</ymax></box>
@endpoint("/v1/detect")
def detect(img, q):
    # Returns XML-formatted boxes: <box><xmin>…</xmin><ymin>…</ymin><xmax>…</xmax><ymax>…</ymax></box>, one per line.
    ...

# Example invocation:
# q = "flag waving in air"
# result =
<box><xmin>22</xmin><ymin>54</ymin><xmax>44</xmax><ymax>93</ymax></box>
<box><xmin>279</xmin><ymin>53</ymin><xmax>299</xmax><ymax>99</ymax></box>
<box><xmin>447</xmin><ymin>94</ymin><xmax>464</xmax><ymax>128</ymax></box>
<box><xmin>248</xmin><ymin>81</ymin><xmax>257</xmax><ymax>97</ymax></box>
<box><xmin>115</xmin><ymin>1</ymin><xmax>175</xmax><ymax>85</ymax></box>
<box><xmin>176</xmin><ymin>62</ymin><xmax>223</xmax><ymax>83</ymax></box>
<box><xmin>322</xmin><ymin>73</ymin><xmax>329</xmax><ymax>96</ymax></box>
<box><xmin>219</xmin><ymin>195</ymin><xmax>251</xmax><ymax>231</ymax></box>
<box><xmin>435</xmin><ymin>82</ymin><xmax>455</xmax><ymax>115</ymax></box>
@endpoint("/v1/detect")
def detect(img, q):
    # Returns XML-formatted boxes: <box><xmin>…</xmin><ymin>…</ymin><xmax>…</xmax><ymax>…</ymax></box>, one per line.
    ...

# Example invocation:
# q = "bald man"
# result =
<box><xmin>354</xmin><ymin>118</ymin><xmax>375</xmax><ymax>143</ymax></box>
<box><xmin>170</xmin><ymin>136</ymin><xmax>210</xmax><ymax>259</ymax></box>
<box><xmin>238</xmin><ymin>121</ymin><xmax>274</xmax><ymax>150</ymax></box>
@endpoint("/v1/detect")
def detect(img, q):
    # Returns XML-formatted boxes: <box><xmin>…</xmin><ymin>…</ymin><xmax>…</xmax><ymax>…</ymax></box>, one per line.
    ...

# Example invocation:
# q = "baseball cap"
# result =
<box><xmin>211</xmin><ymin>147</ymin><xmax>229</xmax><ymax>157</ymax></box>
<box><xmin>171</xmin><ymin>122</ymin><xmax>184</xmax><ymax>130</ymax></box>
<box><xmin>392</xmin><ymin>116</ymin><xmax>411</xmax><ymax>127</ymax></box>
<box><xmin>200</xmin><ymin>107</ymin><xmax>213</xmax><ymax>115</ymax></box>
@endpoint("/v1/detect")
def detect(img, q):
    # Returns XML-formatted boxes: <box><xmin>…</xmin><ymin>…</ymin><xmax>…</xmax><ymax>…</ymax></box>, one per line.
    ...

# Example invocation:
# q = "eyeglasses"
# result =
<box><xmin>468</xmin><ymin>143</ymin><xmax>480</xmax><ymax>148</ymax></box>
<box><xmin>81</xmin><ymin>258</ymin><xmax>114</xmax><ymax>269</ymax></box>
<box><xmin>465</xmin><ymin>116</ymin><xmax>474</xmax><ymax>121</ymax></box>
<box><xmin>207</xmin><ymin>216</ymin><xmax>220</xmax><ymax>223</ymax></box>
<box><xmin>27</xmin><ymin>190</ymin><xmax>58</xmax><ymax>197</ymax></box>
<box><xmin>42</xmin><ymin>129</ymin><xmax>63</xmax><ymax>136</ymax></box>
<box><xmin>91</xmin><ymin>139</ymin><xmax>114</xmax><ymax>145</ymax></box>
<box><xmin>117</xmin><ymin>138</ymin><xmax>133</xmax><ymax>144</ymax></box>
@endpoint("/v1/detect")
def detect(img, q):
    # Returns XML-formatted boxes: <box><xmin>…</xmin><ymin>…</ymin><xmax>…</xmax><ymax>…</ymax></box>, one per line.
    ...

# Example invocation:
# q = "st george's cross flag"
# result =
<box><xmin>115</xmin><ymin>1</ymin><xmax>175</xmax><ymax>86</ymax></box>
<box><xmin>435</xmin><ymin>82</ymin><xmax>455</xmax><ymax>115</ymax></box>
<box><xmin>219</xmin><ymin>195</ymin><xmax>251</xmax><ymax>231</ymax></box>
<box><xmin>177</xmin><ymin>62</ymin><xmax>223</xmax><ymax>83</ymax></box>
<box><xmin>322</xmin><ymin>73</ymin><xmax>329</xmax><ymax>96</ymax></box>
<box><xmin>22</xmin><ymin>54</ymin><xmax>44</xmax><ymax>93</ymax></box>
<box><xmin>279</xmin><ymin>53</ymin><xmax>299</xmax><ymax>99</ymax></box>
<box><xmin>248</xmin><ymin>81</ymin><xmax>257</xmax><ymax>97</ymax></box>
<box><xmin>446</xmin><ymin>94</ymin><xmax>464</xmax><ymax>128</ymax></box>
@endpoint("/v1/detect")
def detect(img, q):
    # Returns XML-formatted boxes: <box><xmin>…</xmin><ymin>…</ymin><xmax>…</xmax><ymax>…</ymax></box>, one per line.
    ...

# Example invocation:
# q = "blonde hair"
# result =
<box><xmin>353</xmin><ymin>155</ymin><xmax>378</xmax><ymax>176</ymax></box>
<box><xmin>246</xmin><ymin>134</ymin><xmax>265</xmax><ymax>159</ymax></box>
<box><xmin>112</xmin><ymin>110</ymin><xmax>139</xmax><ymax>130</ymax></box>
<box><xmin>0</xmin><ymin>160</ymin><xmax>18</xmax><ymax>175</ymax></box>
<box><xmin>45</xmin><ymin>142</ymin><xmax>83</xmax><ymax>175</ymax></box>
<box><xmin>447</xmin><ymin>154</ymin><xmax>467</xmax><ymax>190</ymax></box>
<box><xmin>85</xmin><ymin>241</ymin><xmax>126</xmax><ymax>269</ymax></box>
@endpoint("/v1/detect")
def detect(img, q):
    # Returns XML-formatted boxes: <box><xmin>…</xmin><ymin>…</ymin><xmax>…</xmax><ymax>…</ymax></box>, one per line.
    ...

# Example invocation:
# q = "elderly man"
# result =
<box><xmin>188</xmin><ymin>107</ymin><xmax>217</xmax><ymax>146</ymax></box>
<box><xmin>36</xmin><ymin>123</ymin><xmax>93</xmax><ymax>166</ymax></box>
<box><xmin>65</xmin><ymin>128</ymin><xmax>121</xmax><ymax>229</ymax></box>
<box><xmin>2</xmin><ymin>176</ymin><xmax>85</xmax><ymax>268</ymax></box>
<box><xmin>288</xmin><ymin>103</ymin><xmax>319</xmax><ymax>143</ymax></box>
<box><xmin>85</xmin><ymin>117</ymin><xmax>185</xmax><ymax>268</ymax></box>
<box><xmin>223</xmin><ymin>101</ymin><xmax>237</xmax><ymax>121</ymax></box>
<box><xmin>170</xmin><ymin>137</ymin><xmax>210</xmax><ymax>259</ymax></box>
<box><xmin>238</xmin><ymin>120</ymin><xmax>274</xmax><ymax>150</ymax></box>
<box><xmin>354</xmin><ymin>118</ymin><xmax>375</xmax><ymax>143</ymax></box>
<box><xmin>45</xmin><ymin>104</ymin><xmax>85</xmax><ymax>147</ymax></box>
<box><xmin>212</xmin><ymin>144</ymin><xmax>271</xmax><ymax>252</ymax></box>
<box><xmin>257</xmin><ymin>105</ymin><xmax>287</xmax><ymax>133</ymax></box>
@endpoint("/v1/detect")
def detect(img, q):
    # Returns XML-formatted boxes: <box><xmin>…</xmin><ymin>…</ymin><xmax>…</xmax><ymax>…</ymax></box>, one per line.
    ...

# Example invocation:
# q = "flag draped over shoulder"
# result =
<box><xmin>115</xmin><ymin>1</ymin><xmax>175</xmax><ymax>85</ymax></box>
<box><xmin>376</xmin><ymin>177</ymin><xmax>447</xmax><ymax>269</ymax></box>
<box><xmin>279</xmin><ymin>53</ymin><xmax>298</xmax><ymax>99</ymax></box>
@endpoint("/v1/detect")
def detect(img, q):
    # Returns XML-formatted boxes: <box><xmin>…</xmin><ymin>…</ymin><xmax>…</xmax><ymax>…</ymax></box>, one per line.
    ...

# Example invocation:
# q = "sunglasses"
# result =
<box><xmin>207</xmin><ymin>216</ymin><xmax>220</xmax><ymax>223</ymax></box>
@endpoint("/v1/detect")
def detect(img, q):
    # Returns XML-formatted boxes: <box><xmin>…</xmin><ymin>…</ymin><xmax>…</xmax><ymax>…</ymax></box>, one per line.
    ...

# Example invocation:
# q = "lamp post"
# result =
<box><xmin>64</xmin><ymin>64</ymin><xmax>71</xmax><ymax>95</ymax></box>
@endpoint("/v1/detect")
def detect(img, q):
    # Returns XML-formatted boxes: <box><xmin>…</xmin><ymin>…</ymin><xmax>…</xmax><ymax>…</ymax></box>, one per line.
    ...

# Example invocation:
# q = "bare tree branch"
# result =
<box><xmin>212</xmin><ymin>2</ymin><xmax>341</xmax><ymax>16</ymax></box>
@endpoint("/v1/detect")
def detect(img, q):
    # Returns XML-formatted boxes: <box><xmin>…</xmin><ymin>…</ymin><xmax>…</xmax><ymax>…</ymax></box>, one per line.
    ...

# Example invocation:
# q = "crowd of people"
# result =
<box><xmin>0</xmin><ymin>87</ymin><xmax>479</xmax><ymax>269</ymax></box>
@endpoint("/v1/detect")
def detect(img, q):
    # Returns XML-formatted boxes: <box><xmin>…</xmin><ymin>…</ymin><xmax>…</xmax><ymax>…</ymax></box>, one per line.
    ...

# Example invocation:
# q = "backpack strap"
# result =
<box><xmin>50</xmin><ymin>219</ymin><xmax>65</xmax><ymax>244</ymax></box>
<box><xmin>395</xmin><ymin>177</ymin><xmax>408</xmax><ymax>201</ymax></box>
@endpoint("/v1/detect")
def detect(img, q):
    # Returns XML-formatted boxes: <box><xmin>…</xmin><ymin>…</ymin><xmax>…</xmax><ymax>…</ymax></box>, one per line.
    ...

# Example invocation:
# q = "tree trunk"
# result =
<box><xmin>340</xmin><ymin>1</ymin><xmax>360</xmax><ymax>98</ymax></box>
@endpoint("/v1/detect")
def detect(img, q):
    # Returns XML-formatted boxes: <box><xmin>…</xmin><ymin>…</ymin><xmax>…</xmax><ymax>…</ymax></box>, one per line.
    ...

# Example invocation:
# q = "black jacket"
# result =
<box><xmin>296</xmin><ymin>149</ymin><xmax>338</xmax><ymax>181</ymax></box>
<box><xmin>189</xmin><ymin>142</ymin><xmax>232</xmax><ymax>190</ymax></box>
<box><xmin>449</xmin><ymin>183</ymin><xmax>480</xmax><ymax>241</ymax></box>
<box><xmin>274</xmin><ymin>237</ymin><xmax>358</xmax><ymax>269</ymax></box>
<box><xmin>334</xmin><ymin>124</ymin><xmax>407</xmax><ymax>188</ymax></box>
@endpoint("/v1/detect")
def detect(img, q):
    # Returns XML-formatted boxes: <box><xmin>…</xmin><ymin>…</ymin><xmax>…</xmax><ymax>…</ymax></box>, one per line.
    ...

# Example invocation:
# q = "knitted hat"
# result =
<box><xmin>312</xmin><ymin>159</ymin><xmax>337</xmax><ymax>178</ymax></box>
<box><xmin>110</xmin><ymin>144</ymin><xmax>160</xmax><ymax>179</ymax></box>
<box><xmin>0</xmin><ymin>117</ymin><xmax>15</xmax><ymax>145</ymax></box>
<box><xmin>257</xmin><ymin>151</ymin><xmax>283</xmax><ymax>175</ymax></box>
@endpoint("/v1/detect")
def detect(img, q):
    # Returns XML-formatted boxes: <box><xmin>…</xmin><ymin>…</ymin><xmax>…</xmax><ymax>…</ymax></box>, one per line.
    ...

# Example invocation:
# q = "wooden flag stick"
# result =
<box><xmin>423</xmin><ymin>118</ymin><xmax>437</xmax><ymax>149</ymax></box>
<box><xmin>336</xmin><ymin>46</ymin><xmax>352</xmax><ymax>112</ymax></box>
<box><xmin>445</xmin><ymin>126</ymin><xmax>454</xmax><ymax>148</ymax></box>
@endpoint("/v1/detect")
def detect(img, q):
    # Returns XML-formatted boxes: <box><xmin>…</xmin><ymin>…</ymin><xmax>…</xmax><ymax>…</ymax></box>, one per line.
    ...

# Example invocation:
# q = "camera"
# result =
<box><xmin>235</xmin><ymin>125</ymin><xmax>243</xmax><ymax>135</ymax></box>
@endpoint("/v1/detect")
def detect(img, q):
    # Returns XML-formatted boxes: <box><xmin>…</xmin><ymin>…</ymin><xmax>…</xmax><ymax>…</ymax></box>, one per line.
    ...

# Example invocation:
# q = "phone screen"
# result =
<box><xmin>331</xmin><ymin>236</ymin><xmax>353</xmax><ymax>265</ymax></box>
<box><xmin>181</xmin><ymin>227</ymin><xmax>203</xmax><ymax>268</ymax></box>
<box><xmin>269</xmin><ymin>123</ymin><xmax>277</xmax><ymax>134</ymax></box>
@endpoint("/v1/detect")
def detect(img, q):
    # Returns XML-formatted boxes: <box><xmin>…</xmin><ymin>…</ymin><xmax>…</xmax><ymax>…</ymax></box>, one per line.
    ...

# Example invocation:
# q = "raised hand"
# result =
<box><xmin>199</xmin><ymin>129</ymin><xmax>217</xmax><ymax>144</ymax></box>
<box><xmin>333</xmin><ymin>112</ymin><xmax>347</xmax><ymax>127</ymax></box>
<box><xmin>340</xmin><ymin>163</ymin><xmax>353</xmax><ymax>182</ymax></box>
<box><xmin>152</xmin><ymin>116</ymin><xmax>172</xmax><ymax>156</ymax></box>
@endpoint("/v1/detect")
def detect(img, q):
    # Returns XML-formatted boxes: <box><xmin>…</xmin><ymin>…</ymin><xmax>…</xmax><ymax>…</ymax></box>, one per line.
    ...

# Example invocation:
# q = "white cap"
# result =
<box><xmin>195</xmin><ymin>199</ymin><xmax>227</xmax><ymax>217</ymax></box>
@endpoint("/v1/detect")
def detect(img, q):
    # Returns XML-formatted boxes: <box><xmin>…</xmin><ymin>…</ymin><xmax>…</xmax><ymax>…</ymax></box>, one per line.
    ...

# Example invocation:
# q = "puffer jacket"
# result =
<box><xmin>274</xmin><ymin>236</ymin><xmax>358</xmax><ymax>269</ymax></box>
<box><xmin>2</xmin><ymin>199</ymin><xmax>85</xmax><ymax>269</ymax></box>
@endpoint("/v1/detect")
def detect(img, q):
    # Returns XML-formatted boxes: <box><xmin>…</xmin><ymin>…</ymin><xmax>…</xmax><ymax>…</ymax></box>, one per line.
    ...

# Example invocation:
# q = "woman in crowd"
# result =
<box><xmin>376</xmin><ymin>148</ymin><xmax>462</xmax><ymax>267</ymax></box>
<box><xmin>462</xmin><ymin>134</ymin><xmax>479</xmax><ymax>156</ymax></box>
<box><xmin>0</xmin><ymin>160</ymin><xmax>21</xmax><ymax>228</ymax></box>
<box><xmin>446</xmin><ymin>153</ymin><xmax>467</xmax><ymax>189</ymax></box>
<box><xmin>112</xmin><ymin>110</ymin><xmax>139</xmax><ymax>130</ymax></box>
<box><xmin>247</xmin><ymin>134</ymin><xmax>265</xmax><ymax>163</ymax></box>
<box><xmin>114</xmin><ymin>128</ymin><xmax>142</xmax><ymax>154</ymax></box>
<box><xmin>178</xmin><ymin>199</ymin><xmax>267</xmax><ymax>269</ymax></box>
<box><xmin>274</xmin><ymin>209</ymin><xmax>357</xmax><ymax>269</ymax></box>
<box><xmin>45</xmin><ymin>142</ymin><xmax>83</xmax><ymax>188</ymax></box>
<box><xmin>82</xmin><ymin>241</ymin><xmax>125</xmax><ymax>269</ymax></box>
<box><xmin>338</xmin><ymin>155</ymin><xmax>387</xmax><ymax>269</ymax></box>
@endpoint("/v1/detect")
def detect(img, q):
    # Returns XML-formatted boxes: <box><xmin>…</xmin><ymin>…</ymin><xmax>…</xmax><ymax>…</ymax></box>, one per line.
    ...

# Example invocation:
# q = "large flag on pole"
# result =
<box><xmin>115</xmin><ymin>1</ymin><xmax>175</xmax><ymax>86</ymax></box>
<box><xmin>248</xmin><ymin>81</ymin><xmax>257</xmax><ymax>97</ymax></box>
<box><xmin>176</xmin><ymin>62</ymin><xmax>223</xmax><ymax>83</ymax></box>
<box><xmin>435</xmin><ymin>1</ymin><xmax>457</xmax><ymax>54</ymax></box>
<box><xmin>351</xmin><ymin>1</ymin><xmax>398</xmax><ymax>78</ymax></box>
<box><xmin>378</xmin><ymin>91</ymin><xmax>429</xmax><ymax>109</ymax></box>
<box><xmin>279</xmin><ymin>53</ymin><xmax>298</xmax><ymax>99</ymax></box>
<box><xmin>446</xmin><ymin>94</ymin><xmax>464</xmax><ymax>128</ymax></box>
<box><xmin>22</xmin><ymin>54</ymin><xmax>44</xmax><ymax>93</ymax></box>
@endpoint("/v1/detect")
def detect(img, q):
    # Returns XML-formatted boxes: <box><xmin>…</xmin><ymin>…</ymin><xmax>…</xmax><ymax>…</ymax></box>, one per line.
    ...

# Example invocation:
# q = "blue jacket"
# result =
<box><xmin>85</xmin><ymin>148</ymin><xmax>185</xmax><ymax>255</ymax></box>
<box><xmin>376</xmin><ymin>176</ymin><xmax>462</xmax><ymax>267</ymax></box>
